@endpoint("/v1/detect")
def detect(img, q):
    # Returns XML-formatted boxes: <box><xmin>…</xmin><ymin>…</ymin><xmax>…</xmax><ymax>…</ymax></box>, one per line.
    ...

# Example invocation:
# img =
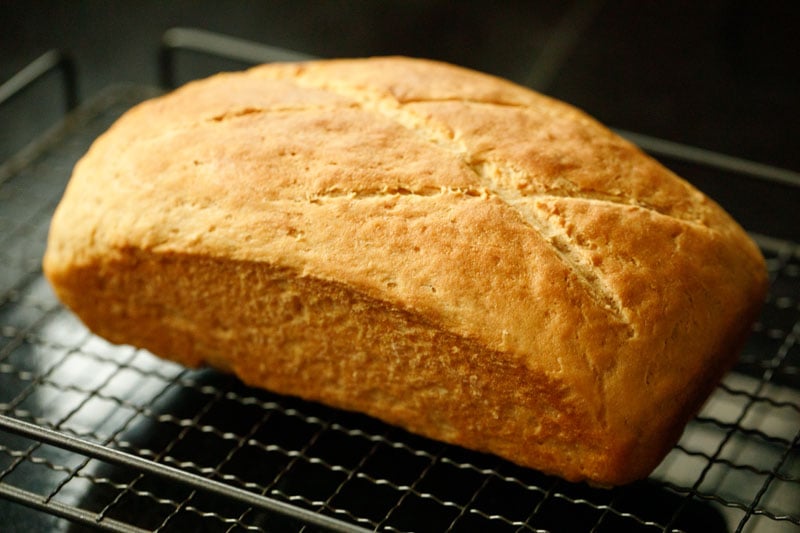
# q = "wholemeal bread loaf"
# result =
<box><xmin>43</xmin><ymin>57</ymin><xmax>767</xmax><ymax>486</ymax></box>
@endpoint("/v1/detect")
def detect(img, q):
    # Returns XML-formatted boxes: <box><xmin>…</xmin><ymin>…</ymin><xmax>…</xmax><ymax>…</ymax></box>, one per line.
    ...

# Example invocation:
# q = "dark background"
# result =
<box><xmin>2</xmin><ymin>0</ymin><xmax>799</xmax><ymax>171</ymax></box>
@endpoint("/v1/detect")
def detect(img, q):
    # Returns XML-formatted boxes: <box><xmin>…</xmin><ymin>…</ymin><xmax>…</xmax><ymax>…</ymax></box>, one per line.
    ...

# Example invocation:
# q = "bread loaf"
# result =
<box><xmin>43</xmin><ymin>57</ymin><xmax>767</xmax><ymax>486</ymax></box>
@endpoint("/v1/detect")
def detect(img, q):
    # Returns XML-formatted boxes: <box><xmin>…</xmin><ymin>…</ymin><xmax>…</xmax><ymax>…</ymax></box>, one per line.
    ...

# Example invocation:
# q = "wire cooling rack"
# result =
<box><xmin>1</xmin><ymin>37</ymin><xmax>799</xmax><ymax>533</ymax></box>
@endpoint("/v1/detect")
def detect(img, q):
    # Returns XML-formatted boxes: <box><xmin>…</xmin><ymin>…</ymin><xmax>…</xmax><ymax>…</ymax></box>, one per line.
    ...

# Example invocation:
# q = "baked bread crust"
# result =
<box><xmin>43</xmin><ymin>57</ymin><xmax>767</xmax><ymax>485</ymax></box>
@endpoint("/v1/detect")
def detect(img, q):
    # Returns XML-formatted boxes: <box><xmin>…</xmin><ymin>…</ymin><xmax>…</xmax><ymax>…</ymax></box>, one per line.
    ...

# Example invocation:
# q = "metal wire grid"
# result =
<box><xmin>0</xmin><ymin>83</ymin><xmax>798</xmax><ymax>532</ymax></box>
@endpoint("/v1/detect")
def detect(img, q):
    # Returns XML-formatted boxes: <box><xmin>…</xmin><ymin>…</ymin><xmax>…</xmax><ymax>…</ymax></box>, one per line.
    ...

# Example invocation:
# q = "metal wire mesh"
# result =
<box><xmin>0</xmin><ymin>81</ymin><xmax>798</xmax><ymax>532</ymax></box>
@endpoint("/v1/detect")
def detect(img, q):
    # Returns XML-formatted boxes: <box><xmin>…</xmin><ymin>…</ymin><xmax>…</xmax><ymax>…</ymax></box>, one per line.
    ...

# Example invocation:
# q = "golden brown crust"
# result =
<box><xmin>43</xmin><ymin>57</ymin><xmax>767</xmax><ymax>485</ymax></box>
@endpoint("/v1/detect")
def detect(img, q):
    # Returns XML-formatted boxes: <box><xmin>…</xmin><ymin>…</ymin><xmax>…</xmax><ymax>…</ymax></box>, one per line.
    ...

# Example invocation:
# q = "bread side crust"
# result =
<box><xmin>45</xmin><ymin>250</ymin><xmax>637</xmax><ymax>484</ymax></box>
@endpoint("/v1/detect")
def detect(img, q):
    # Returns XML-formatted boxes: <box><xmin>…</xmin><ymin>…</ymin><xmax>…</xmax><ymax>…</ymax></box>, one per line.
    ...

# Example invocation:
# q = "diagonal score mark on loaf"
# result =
<box><xmin>279</xmin><ymin>76</ymin><xmax>631</xmax><ymax>322</ymax></box>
